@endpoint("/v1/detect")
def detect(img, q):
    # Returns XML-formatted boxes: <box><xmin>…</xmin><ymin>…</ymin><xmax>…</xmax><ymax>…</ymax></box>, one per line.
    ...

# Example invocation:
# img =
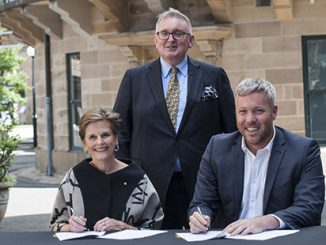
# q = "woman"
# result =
<box><xmin>50</xmin><ymin>108</ymin><xmax>163</xmax><ymax>232</ymax></box>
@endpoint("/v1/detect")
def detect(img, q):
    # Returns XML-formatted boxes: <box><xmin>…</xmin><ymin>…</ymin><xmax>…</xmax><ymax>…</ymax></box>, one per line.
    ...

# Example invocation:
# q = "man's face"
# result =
<box><xmin>236</xmin><ymin>91</ymin><xmax>277</xmax><ymax>154</ymax></box>
<box><xmin>155</xmin><ymin>17</ymin><xmax>194</xmax><ymax>66</ymax></box>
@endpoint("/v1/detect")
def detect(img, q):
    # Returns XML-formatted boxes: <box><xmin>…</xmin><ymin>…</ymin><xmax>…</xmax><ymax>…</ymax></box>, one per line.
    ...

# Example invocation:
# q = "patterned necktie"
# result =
<box><xmin>166</xmin><ymin>66</ymin><xmax>180</xmax><ymax>129</ymax></box>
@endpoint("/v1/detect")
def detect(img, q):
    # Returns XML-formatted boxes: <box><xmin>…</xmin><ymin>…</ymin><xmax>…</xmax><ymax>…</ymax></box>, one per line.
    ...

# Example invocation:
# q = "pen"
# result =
<box><xmin>197</xmin><ymin>206</ymin><xmax>204</xmax><ymax>218</ymax></box>
<box><xmin>68</xmin><ymin>206</ymin><xmax>90</xmax><ymax>231</ymax></box>
<box><xmin>197</xmin><ymin>207</ymin><xmax>209</xmax><ymax>230</ymax></box>
<box><xmin>69</xmin><ymin>206</ymin><xmax>81</xmax><ymax>217</ymax></box>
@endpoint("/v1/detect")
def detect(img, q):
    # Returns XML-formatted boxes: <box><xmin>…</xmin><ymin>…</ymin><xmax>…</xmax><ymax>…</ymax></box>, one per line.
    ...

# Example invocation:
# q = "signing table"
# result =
<box><xmin>0</xmin><ymin>227</ymin><xmax>325</xmax><ymax>245</ymax></box>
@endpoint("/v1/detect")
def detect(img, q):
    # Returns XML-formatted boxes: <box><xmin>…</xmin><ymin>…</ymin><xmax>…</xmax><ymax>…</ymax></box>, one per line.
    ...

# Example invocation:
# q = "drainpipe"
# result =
<box><xmin>45</xmin><ymin>33</ymin><xmax>53</xmax><ymax>176</ymax></box>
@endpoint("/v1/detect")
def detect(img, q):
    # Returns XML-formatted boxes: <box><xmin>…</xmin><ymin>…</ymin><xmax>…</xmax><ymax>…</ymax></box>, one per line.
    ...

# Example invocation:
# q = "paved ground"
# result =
<box><xmin>0</xmin><ymin>125</ymin><xmax>62</xmax><ymax>232</ymax></box>
<box><xmin>0</xmin><ymin>188</ymin><xmax>57</xmax><ymax>231</ymax></box>
<box><xmin>0</xmin><ymin>125</ymin><xmax>325</xmax><ymax>232</ymax></box>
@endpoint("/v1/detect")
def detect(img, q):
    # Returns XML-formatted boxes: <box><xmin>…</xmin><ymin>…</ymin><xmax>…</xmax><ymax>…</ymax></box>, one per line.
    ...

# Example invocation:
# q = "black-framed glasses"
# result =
<box><xmin>156</xmin><ymin>31</ymin><xmax>190</xmax><ymax>40</ymax></box>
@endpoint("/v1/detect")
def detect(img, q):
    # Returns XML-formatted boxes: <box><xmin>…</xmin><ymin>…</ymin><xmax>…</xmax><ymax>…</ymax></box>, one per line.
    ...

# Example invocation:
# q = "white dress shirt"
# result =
<box><xmin>239</xmin><ymin>126</ymin><xmax>285</xmax><ymax>228</ymax></box>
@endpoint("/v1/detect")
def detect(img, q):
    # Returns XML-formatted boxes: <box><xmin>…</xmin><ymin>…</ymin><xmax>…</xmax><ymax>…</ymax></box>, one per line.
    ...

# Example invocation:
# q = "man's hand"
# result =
<box><xmin>189</xmin><ymin>211</ymin><xmax>211</xmax><ymax>233</ymax></box>
<box><xmin>223</xmin><ymin>215</ymin><xmax>280</xmax><ymax>236</ymax></box>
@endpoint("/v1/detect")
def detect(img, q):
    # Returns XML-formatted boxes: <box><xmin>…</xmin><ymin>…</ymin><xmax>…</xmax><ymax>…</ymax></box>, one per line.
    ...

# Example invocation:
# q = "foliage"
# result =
<box><xmin>0</xmin><ymin>124</ymin><xmax>19</xmax><ymax>184</ymax></box>
<box><xmin>0</xmin><ymin>47</ymin><xmax>29</xmax><ymax>117</ymax></box>
<box><xmin>0</xmin><ymin>43</ymin><xmax>28</xmax><ymax>184</ymax></box>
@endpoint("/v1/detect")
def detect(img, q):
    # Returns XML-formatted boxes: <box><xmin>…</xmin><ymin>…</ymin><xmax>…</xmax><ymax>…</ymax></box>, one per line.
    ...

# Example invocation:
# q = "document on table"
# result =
<box><xmin>176</xmin><ymin>231</ymin><xmax>226</xmax><ymax>242</ymax></box>
<box><xmin>55</xmin><ymin>231</ymin><xmax>106</xmax><ymax>241</ymax></box>
<box><xmin>55</xmin><ymin>230</ymin><xmax>167</xmax><ymax>241</ymax></box>
<box><xmin>176</xmin><ymin>230</ymin><xmax>300</xmax><ymax>242</ymax></box>
<box><xmin>100</xmin><ymin>230</ymin><xmax>168</xmax><ymax>240</ymax></box>
<box><xmin>227</xmin><ymin>230</ymin><xmax>300</xmax><ymax>240</ymax></box>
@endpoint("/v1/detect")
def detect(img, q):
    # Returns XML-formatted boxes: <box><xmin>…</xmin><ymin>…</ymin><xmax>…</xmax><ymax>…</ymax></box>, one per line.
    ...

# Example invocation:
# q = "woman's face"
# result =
<box><xmin>83</xmin><ymin>120</ymin><xmax>117</xmax><ymax>163</ymax></box>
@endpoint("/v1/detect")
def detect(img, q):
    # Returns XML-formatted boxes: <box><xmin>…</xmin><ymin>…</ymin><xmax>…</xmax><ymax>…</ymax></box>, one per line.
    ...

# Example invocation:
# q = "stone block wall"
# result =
<box><xmin>32</xmin><ymin>0</ymin><xmax>326</xmax><ymax>174</ymax></box>
<box><xmin>224</xmin><ymin>0</ymin><xmax>326</xmax><ymax>136</ymax></box>
<box><xmin>34</xmin><ymin>21</ymin><xmax>132</xmax><ymax>173</ymax></box>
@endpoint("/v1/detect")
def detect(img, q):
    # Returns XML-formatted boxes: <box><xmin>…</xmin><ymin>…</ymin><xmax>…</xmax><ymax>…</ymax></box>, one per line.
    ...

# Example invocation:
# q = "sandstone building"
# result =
<box><xmin>1</xmin><ymin>0</ymin><xmax>325</xmax><ymax>174</ymax></box>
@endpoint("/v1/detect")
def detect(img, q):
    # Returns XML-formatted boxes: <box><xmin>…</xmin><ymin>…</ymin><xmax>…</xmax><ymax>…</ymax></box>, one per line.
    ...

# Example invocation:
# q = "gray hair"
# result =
<box><xmin>235</xmin><ymin>78</ymin><xmax>276</xmax><ymax>105</ymax></box>
<box><xmin>155</xmin><ymin>7</ymin><xmax>192</xmax><ymax>34</ymax></box>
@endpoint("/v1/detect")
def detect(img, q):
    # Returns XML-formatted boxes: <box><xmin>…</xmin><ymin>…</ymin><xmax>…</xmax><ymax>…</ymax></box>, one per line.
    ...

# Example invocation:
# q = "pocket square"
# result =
<box><xmin>201</xmin><ymin>86</ymin><xmax>218</xmax><ymax>101</ymax></box>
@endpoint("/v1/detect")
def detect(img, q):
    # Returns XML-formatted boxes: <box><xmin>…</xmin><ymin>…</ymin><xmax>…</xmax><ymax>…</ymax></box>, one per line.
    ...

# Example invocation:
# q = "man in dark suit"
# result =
<box><xmin>113</xmin><ymin>8</ymin><xmax>237</xmax><ymax>229</ymax></box>
<box><xmin>188</xmin><ymin>77</ymin><xmax>325</xmax><ymax>235</ymax></box>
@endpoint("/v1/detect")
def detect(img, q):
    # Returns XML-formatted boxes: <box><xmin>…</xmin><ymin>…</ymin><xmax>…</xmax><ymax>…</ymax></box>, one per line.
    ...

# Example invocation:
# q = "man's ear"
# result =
<box><xmin>189</xmin><ymin>35</ymin><xmax>195</xmax><ymax>48</ymax></box>
<box><xmin>272</xmin><ymin>105</ymin><xmax>278</xmax><ymax>120</ymax></box>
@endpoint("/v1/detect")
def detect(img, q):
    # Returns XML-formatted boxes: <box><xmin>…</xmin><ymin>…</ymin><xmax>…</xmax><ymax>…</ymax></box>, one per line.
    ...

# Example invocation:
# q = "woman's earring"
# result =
<box><xmin>114</xmin><ymin>143</ymin><xmax>119</xmax><ymax>152</ymax></box>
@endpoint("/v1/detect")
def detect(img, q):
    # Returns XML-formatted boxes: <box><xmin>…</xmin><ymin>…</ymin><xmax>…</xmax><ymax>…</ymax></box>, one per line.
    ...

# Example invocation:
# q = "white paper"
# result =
<box><xmin>100</xmin><ymin>230</ymin><xmax>168</xmax><ymax>240</ymax></box>
<box><xmin>227</xmin><ymin>229</ymin><xmax>300</xmax><ymax>240</ymax></box>
<box><xmin>176</xmin><ymin>230</ymin><xmax>299</xmax><ymax>242</ymax></box>
<box><xmin>55</xmin><ymin>231</ymin><xmax>105</xmax><ymax>241</ymax></box>
<box><xmin>176</xmin><ymin>231</ymin><xmax>226</xmax><ymax>242</ymax></box>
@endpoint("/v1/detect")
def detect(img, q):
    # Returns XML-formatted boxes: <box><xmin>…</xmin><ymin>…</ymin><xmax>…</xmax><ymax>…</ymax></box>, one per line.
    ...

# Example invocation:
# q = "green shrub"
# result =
<box><xmin>0</xmin><ymin>36</ymin><xmax>28</xmax><ymax>184</ymax></box>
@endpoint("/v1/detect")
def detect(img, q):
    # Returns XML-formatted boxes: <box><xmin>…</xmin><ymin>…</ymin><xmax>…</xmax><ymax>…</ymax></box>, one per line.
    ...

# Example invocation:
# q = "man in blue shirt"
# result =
<box><xmin>114</xmin><ymin>8</ymin><xmax>237</xmax><ymax>229</ymax></box>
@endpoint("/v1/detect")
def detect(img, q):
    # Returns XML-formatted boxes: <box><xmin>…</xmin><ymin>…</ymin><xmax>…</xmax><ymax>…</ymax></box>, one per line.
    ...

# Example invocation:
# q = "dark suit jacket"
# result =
<box><xmin>113</xmin><ymin>57</ymin><xmax>237</xmax><ymax>205</ymax></box>
<box><xmin>189</xmin><ymin>126</ymin><xmax>325</xmax><ymax>229</ymax></box>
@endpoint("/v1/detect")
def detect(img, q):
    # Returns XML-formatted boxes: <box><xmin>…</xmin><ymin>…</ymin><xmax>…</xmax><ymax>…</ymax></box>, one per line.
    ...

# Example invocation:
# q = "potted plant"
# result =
<box><xmin>0</xmin><ymin>39</ymin><xmax>28</xmax><ymax>223</ymax></box>
<box><xmin>0</xmin><ymin>122</ymin><xmax>20</xmax><ymax>222</ymax></box>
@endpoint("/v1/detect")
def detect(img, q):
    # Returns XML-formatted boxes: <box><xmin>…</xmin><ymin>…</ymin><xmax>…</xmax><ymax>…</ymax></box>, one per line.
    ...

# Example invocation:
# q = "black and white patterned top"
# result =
<box><xmin>49</xmin><ymin>158</ymin><xmax>163</xmax><ymax>232</ymax></box>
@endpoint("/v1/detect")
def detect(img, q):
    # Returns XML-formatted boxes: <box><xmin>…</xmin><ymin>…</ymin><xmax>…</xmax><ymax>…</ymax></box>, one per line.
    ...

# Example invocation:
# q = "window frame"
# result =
<box><xmin>66</xmin><ymin>52</ymin><xmax>82</xmax><ymax>151</ymax></box>
<box><xmin>302</xmin><ymin>35</ymin><xmax>326</xmax><ymax>145</ymax></box>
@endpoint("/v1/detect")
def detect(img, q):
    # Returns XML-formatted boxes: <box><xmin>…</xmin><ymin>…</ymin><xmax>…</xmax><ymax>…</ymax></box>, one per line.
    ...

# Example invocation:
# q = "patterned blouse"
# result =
<box><xmin>49</xmin><ymin>158</ymin><xmax>163</xmax><ymax>232</ymax></box>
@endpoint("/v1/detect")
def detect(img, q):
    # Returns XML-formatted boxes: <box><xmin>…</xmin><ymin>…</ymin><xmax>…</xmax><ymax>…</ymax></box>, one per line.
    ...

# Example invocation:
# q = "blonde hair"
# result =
<box><xmin>235</xmin><ymin>77</ymin><xmax>276</xmax><ymax>105</ymax></box>
<box><xmin>79</xmin><ymin>107</ymin><xmax>121</xmax><ymax>141</ymax></box>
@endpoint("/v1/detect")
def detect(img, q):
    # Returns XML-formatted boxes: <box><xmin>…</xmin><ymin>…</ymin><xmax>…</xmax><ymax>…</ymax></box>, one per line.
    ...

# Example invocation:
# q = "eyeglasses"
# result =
<box><xmin>156</xmin><ymin>31</ymin><xmax>190</xmax><ymax>40</ymax></box>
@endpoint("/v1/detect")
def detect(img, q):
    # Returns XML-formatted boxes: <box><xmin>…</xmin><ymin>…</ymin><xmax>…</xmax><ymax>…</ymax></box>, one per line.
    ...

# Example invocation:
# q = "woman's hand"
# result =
<box><xmin>68</xmin><ymin>215</ymin><xmax>88</xmax><ymax>232</ymax></box>
<box><xmin>94</xmin><ymin>217</ymin><xmax>136</xmax><ymax>231</ymax></box>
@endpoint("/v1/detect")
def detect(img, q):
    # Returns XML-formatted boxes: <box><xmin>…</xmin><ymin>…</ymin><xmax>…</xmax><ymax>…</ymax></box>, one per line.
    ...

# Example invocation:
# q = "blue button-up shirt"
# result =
<box><xmin>160</xmin><ymin>57</ymin><xmax>188</xmax><ymax>171</ymax></box>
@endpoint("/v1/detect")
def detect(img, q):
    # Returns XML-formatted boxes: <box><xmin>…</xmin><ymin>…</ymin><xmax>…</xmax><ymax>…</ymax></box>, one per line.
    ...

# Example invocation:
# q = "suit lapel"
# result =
<box><xmin>263</xmin><ymin>128</ymin><xmax>285</xmax><ymax>212</ymax></box>
<box><xmin>232</xmin><ymin>136</ymin><xmax>245</xmax><ymax>220</ymax></box>
<box><xmin>147</xmin><ymin>59</ymin><xmax>173</xmax><ymax>128</ymax></box>
<box><xmin>178</xmin><ymin>57</ymin><xmax>202</xmax><ymax>133</ymax></box>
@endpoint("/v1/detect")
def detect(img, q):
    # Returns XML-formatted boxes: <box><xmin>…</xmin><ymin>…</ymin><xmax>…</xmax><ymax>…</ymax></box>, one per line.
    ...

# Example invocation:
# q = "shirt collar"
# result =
<box><xmin>241</xmin><ymin>125</ymin><xmax>276</xmax><ymax>154</ymax></box>
<box><xmin>160</xmin><ymin>56</ymin><xmax>188</xmax><ymax>78</ymax></box>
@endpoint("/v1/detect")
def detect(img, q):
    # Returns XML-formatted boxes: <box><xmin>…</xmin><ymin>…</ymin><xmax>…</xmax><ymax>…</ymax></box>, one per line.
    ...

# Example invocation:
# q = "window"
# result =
<box><xmin>256</xmin><ymin>0</ymin><xmax>271</xmax><ymax>7</ymax></box>
<box><xmin>66</xmin><ymin>53</ymin><xmax>82</xmax><ymax>150</ymax></box>
<box><xmin>302</xmin><ymin>36</ymin><xmax>326</xmax><ymax>144</ymax></box>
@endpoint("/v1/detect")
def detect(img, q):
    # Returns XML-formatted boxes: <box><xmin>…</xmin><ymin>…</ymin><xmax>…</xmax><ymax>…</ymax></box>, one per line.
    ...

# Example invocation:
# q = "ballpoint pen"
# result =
<box><xmin>69</xmin><ymin>206</ymin><xmax>81</xmax><ymax>217</ymax></box>
<box><xmin>197</xmin><ymin>207</ymin><xmax>210</xmax><ymax>230</ymax></box>
<box><xmin>197</xmin><ymin>206</ymin><xmax>204</xmax><ymax>218</ymax></box>
<box><xmin>69</xmin><ymin>206</ymin><xmax>90</xmax><ymax>231</ymax></box>
<box><xmin>197</xmin><ymin>207</ymin><xmax>225</xmax><ymax>238</ymax></box>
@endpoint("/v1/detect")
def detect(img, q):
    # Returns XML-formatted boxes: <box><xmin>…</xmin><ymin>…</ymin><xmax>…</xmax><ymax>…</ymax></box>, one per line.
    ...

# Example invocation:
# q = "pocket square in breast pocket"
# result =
<box><xmin>201</xmin><ymin>86</ymin><xmax>218</xmax><ymax>101</ymax></box>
